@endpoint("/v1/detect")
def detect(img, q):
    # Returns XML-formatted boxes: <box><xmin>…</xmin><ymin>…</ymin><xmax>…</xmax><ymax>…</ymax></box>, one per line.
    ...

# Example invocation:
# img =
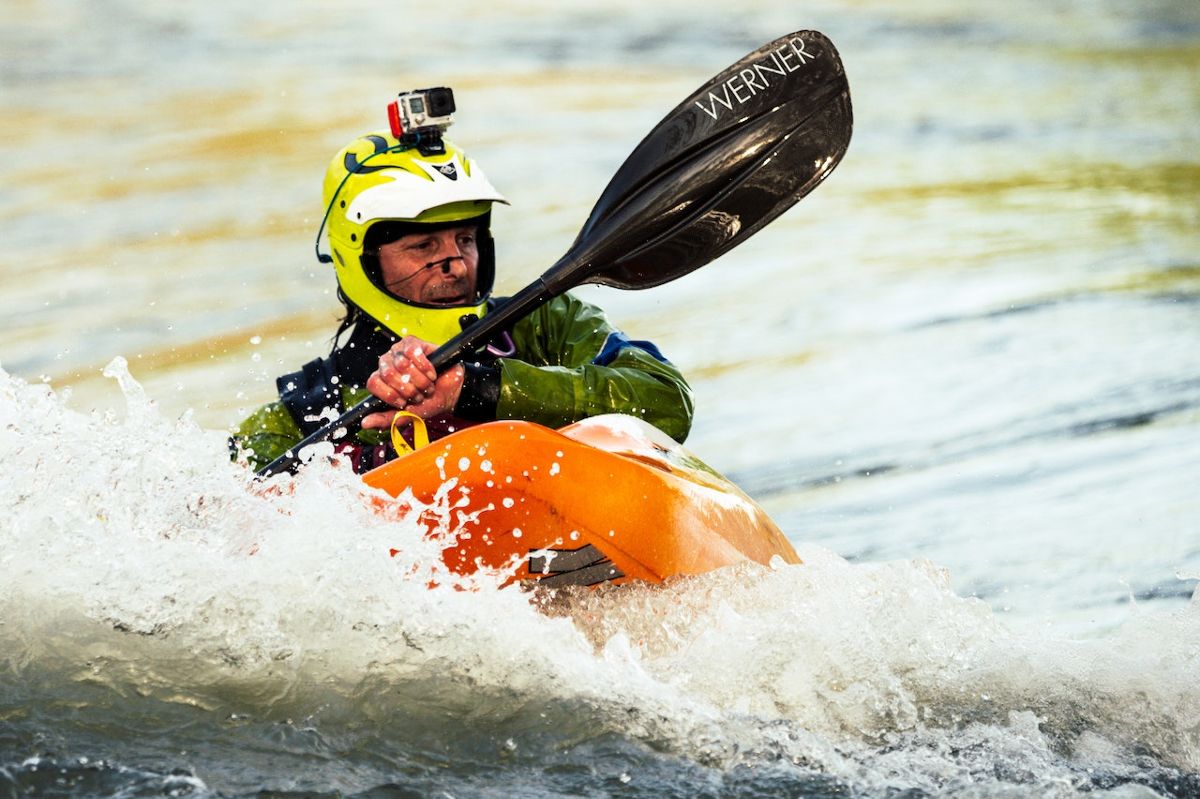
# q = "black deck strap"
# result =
<box><xmin>276</xmin><ymin>356</ymin><xmax>342</xmax><ymax>437</ymax></box>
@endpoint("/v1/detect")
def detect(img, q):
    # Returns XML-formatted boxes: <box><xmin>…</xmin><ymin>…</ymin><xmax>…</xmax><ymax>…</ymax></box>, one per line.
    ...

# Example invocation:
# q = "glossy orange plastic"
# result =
<box><xmin>362</xmin><ymin>414</ymin><xmax>800</xmax><ymax>587</ymax></box>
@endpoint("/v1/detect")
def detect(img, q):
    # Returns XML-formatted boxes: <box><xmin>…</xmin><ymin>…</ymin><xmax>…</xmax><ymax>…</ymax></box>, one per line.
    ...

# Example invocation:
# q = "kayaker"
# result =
<box><xmin>231</xmin><ymin>99</ymin><xmax>693</xmax><ymax>473</ymax></box>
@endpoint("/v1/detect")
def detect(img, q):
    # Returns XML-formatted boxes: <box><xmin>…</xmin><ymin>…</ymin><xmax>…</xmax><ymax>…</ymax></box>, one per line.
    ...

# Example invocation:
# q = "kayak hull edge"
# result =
<box><xmin>362</xmin><ymin>414</ymin><xmax>800</xmax><ymax>587</ymax></box>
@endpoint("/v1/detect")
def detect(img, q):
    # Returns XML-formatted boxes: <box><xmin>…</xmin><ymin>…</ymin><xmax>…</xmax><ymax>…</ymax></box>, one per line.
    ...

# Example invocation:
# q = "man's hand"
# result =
<box><xmin>363</xmin><ymin>337</ymin><xmax>465</xmax><ymax>430</ymax></box>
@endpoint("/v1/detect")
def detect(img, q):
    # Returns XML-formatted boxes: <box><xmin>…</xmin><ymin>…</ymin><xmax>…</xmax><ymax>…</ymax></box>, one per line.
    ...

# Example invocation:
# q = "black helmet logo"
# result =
<box><xmin>435</xmin><ymin>163</ymin><xmax>459</xmax><ymax>180</ymax></box>
<box><xmin>344</xmin><ymin>135</ymin><xmax>393</xmax><ymax>174</ymax></box>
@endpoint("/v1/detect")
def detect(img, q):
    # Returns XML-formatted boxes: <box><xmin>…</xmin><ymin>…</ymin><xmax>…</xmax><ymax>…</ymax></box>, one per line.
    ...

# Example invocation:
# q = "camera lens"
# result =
<box><xmin>427</xmin><ymin>88</ymin><xmax>456</xmax><ymax>117</ymax></box>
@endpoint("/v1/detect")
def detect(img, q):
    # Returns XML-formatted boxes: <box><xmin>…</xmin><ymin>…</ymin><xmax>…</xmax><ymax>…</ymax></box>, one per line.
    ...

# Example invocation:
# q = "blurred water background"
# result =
<box><xmin>2</xmin><ymin>0</ymin><xmax>1198</xmax><ymax>796</ymax></box>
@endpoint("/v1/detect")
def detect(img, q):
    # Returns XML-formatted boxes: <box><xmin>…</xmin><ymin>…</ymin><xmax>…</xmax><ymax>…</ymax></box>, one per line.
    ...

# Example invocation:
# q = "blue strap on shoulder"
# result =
<box><xmin>592</xmin><ymin>331</ymin><xmax>671</xmax><ymax>366</ymax></box>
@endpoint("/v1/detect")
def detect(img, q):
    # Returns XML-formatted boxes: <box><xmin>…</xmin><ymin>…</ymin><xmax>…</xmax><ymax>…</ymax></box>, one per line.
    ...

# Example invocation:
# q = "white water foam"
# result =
<box><xmin>0</xmin><ymin>361</ymin><xmax>626</xmax><ymax>712</ymax></box>
<box><xmin>552</xmin><ymin>553</ymin><xmax>1199</xmax><ymax>789</ymax></box>
<box><xmin>1</xmin><ymin>363</ymin><xmax>1196</xmax><ymax>795</ymax></box>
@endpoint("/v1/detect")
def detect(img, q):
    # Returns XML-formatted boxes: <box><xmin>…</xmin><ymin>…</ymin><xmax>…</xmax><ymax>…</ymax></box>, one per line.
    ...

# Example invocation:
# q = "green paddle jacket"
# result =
<box><xmin>231</xmin><ymin>293</ymin><xmax>693</xmax><ymax>472</ymax></box>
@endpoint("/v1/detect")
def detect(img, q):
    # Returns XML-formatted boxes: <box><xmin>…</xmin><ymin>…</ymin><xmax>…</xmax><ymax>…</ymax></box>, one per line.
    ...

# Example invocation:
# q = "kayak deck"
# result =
<box><xmin>362</xmin><ymin>414</ymin><xmax>800</xmax><ymax>587</ymax></box>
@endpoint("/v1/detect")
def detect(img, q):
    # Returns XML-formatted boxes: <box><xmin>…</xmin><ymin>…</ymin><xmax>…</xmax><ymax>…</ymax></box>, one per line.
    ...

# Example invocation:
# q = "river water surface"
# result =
<box><xmin>2</xmin><ymin>1</ymin><xmax>1199</xmax><ymax>797</ymax></box>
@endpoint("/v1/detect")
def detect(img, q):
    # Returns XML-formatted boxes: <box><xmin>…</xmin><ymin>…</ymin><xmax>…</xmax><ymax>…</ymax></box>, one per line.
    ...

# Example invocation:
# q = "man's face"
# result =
<box><xmin>377</xmin><ymin>225</ymin><xmax>480</xmax><ymax>306</ymax></box>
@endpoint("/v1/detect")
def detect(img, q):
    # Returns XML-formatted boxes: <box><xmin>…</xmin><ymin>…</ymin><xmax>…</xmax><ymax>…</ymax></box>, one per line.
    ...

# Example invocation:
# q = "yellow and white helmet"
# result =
<box><xmin>319</xmin><ymin>131</ymin><xmax>508</xmax><ymax>342</ymax></box>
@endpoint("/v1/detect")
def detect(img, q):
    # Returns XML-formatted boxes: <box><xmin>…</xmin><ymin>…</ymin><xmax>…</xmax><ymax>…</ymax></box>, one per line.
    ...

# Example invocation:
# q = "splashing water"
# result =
<box><xmin>1</xmin><ymin>363</ymin><xmax>1197</xmax><ymax>797</ymax></box>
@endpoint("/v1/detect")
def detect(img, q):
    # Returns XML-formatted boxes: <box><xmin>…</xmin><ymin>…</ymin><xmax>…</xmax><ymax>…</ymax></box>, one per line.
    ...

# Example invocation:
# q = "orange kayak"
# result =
<box><xmin>362</xmin><ymin>414</ymin><xmax>800</xmax><ymax>587</ymax></box>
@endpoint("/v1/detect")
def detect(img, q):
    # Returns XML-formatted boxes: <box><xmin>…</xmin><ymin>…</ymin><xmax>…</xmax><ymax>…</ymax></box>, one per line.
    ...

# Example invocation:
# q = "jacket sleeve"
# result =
<box><xmin>496</xmin><ymin>293</ymin><xmax>694</xmax><ymax>442</ymax></box>
<box><xmin>229</xmin><ymin>400</ymin><xmax>304</xmax><ymax>471</ymax></box>
<box><xmin>230</xmin><ymin>386</ymin><xmax>385</xmax><ymax>471</ymax></box>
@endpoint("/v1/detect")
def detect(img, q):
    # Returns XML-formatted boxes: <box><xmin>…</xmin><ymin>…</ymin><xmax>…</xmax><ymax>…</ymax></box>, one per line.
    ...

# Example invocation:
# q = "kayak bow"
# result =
<box><xmin>363</xmin><ymin>414</ymin><xmax>800</xmax><ymax>588</ymax></box>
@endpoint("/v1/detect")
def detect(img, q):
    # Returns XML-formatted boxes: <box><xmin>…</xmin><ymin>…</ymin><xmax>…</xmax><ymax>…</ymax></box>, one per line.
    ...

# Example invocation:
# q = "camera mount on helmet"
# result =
<box><xmin>387</xmin><ymin>87</ymin><xmax>456</xmax><ymax>156</ymax></box>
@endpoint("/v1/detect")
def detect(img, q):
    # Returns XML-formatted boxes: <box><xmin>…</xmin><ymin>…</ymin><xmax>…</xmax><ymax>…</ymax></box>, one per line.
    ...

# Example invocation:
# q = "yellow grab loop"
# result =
<box><xmin>389</xmin><ymin>411</ymin><xmax>430</xmax><ymax>457</ymax></box>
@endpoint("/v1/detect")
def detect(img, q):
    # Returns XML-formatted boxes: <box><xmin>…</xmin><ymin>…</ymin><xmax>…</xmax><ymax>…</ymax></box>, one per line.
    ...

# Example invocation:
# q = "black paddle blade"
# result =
<box><xmin>559</xmin><ymin>30</ymin><xmax>852</xmax><ymax>292</ymax></box>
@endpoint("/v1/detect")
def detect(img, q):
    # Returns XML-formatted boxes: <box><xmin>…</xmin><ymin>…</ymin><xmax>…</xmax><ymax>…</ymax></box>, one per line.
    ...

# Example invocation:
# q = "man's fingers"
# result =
<box><xmin>377</xmin><ymin>355</ymin><xmax>433</xmax><ymax>399</ymax></box>
<box><xmin>368</xmin><ymin>337</ymin><xmax>443</xmax><ymax>413</ymax></box>
<box><xmin>401</xmin><ymin>343</ymin><xmax>438</xmax><ymax>384</ymax></box>
<box><xmin>366</xmin><ymin>374</ymin><xmax>405</xmax><ymax>407</ymax></box>
<box><xmin>387</xmin><ymin>345</ymin><xmax>434</xmax><ymax>394</ymax></box>
<box><xmin>361</xmin><ymin>410</ymin><xmax>397</xmax><ymax>430</ymax></box>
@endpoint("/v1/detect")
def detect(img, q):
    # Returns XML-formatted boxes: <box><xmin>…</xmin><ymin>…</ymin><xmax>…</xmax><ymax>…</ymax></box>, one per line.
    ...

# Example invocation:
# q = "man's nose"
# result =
<box><xmin>439</xmin><ymin>252</ymin><xmax>466</xmax><ymax>276</ymax></box>
<box><xmin>438</xmin><ymin>240</ymin><xmax>468</xmax><ymax>275</ymax></box>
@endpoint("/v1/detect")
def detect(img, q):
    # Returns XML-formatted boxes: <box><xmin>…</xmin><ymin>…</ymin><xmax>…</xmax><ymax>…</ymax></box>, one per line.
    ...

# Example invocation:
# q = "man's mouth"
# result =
<box><xmin>428</xmin><ymin>284</ymin><xmax>470</xmax><ymax>305</ymax></box>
